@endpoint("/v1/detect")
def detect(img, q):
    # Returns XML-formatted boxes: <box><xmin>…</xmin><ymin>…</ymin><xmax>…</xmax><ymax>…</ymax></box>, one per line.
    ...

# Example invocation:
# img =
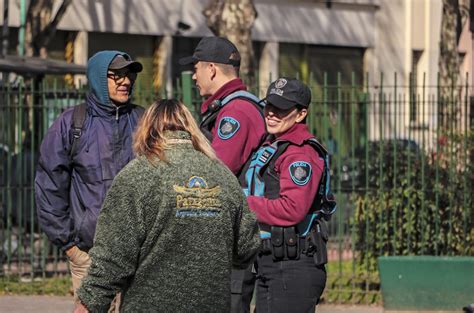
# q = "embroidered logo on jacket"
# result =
<box><xmin>173</xmin><ymin>176</ymin><xmax>221</xmax><ymax>217</ymax></box>
<box><xmin>288</xmin><ymin>161</ymin><xmax>312</xmax><ymax>186</ymax></box>
<box><xmin>217</xmin><ymin>117</ymin><xmax>240</xmax><ymax>140</ymax></box>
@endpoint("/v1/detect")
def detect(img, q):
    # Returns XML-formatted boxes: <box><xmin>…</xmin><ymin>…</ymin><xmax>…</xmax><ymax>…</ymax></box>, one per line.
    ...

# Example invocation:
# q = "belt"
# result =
<box><xmin>260</xmin><ymin>236</ymin><xmax>311</xmax><ymax>258</ymax></box>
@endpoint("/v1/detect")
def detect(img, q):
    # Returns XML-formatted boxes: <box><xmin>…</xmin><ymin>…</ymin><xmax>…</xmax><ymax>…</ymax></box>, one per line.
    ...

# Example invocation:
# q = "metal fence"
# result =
<box><xmin>0</xmin><ymin>72</ymin><xmax>472</xmax><ymax>304</ymax></box>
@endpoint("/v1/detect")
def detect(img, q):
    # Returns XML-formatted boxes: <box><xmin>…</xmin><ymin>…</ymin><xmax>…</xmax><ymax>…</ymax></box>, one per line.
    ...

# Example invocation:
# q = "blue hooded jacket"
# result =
<box><xmin>35</xmin><ymin>51</ymin><xmax>144</xmax><ymax>251</ymax></box>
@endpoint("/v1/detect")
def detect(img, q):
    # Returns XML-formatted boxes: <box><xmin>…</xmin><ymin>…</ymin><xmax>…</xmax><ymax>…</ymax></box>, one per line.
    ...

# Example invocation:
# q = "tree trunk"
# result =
<box><xmin>438</xmin><ymin>0</ymin><xmax>468</xmax><ymax>127</ymax></box>
<box><xmin>203</xmin><ymin>0</ymin><xmax>257</xmax><ymax>80</ymax></box>
<box><xmin>439</xmin><ymin>0</ymin><xmax>462</xmax><ymax>86</ymax></box>
<box><xmin>21</xmin><ymin>0</ymin><xmax>73</xmax><ymax>153</ymax></box>
<box><xmin>24</xmin><ymin>0</ymin><xmax>72</xmax><ymax>57</ymax></box>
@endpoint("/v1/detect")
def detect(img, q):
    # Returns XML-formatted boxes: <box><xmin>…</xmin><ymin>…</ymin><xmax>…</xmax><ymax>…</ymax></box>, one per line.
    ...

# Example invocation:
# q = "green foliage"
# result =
<box><xmin>351</xmin><ymin>132</ymin><xmax>473</xmax><ymax>275</ymax></box>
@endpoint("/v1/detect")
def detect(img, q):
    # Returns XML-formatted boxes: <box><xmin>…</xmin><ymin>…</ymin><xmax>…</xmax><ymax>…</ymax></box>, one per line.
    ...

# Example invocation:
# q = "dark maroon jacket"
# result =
<box><xmin>247</xmin><ymin>123</ymin><xmax>324</xmax><ymax>226</ymax></box>
<box><xmin>201</xmin><ymin>78</ymin><xmax>265</xmax><ymax>175</ymax></box>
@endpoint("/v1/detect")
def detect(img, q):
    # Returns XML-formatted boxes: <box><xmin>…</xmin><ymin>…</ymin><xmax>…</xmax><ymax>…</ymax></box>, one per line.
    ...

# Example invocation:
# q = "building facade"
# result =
<box><xmin>1</xmin><ymin>0</ymin><xmax>472</xmax><ymax>142</ymax></box>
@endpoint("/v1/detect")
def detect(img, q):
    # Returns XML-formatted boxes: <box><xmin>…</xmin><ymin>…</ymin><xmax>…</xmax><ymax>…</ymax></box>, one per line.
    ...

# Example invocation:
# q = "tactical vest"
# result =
<box><xmin>199</xmin><ymin>90</ymin><xmax>264</xmax><ymax>141</ymax></box>
<box><xmin>240</xmin><ymin>137</ymin><xmax>337</xmax><ymax>238</ymax></box>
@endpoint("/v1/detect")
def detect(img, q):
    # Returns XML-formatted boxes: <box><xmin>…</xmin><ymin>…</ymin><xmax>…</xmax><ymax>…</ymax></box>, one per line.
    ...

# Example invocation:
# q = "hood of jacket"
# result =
<box><xmin>87</xmin><ymin>50</ymin><xmax>135</xmax><ymax>107</ymax></box>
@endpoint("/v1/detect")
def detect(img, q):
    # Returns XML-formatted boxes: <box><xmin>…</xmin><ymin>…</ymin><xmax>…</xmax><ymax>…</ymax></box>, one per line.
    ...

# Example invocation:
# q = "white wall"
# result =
<box><xmin>1</xmin><ymin>0</ymin><xmax>377</xmax><ymax>48</ymax></box>
<box><xmin>417</xmin><ymin>0</ymin><xmax>442</xmax><ymax>88</ymax></box>
<box><xmin>366</xmin><ymin>0</ymin><xmax>407</xmax><ymax>86</ymax></box>
<box><xmin>253</xmin><ymin>1</ymin><xmax>377</xmax><ymax>47</ymax></box>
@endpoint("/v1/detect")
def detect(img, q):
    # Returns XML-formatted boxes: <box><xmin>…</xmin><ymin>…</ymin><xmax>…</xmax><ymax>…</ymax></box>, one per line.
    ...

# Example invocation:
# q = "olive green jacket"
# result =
<box><xmin>77</xmin><ymin>131</ymin><xmax>260</xmax><ymax>312</ymax></box>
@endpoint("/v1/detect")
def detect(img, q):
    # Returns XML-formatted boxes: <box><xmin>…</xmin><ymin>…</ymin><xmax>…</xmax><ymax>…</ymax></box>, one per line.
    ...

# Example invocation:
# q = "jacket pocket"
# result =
<box><xmin>74</xmin><ymin>165</ymin><xmax>103</xmax><ymax>183</ymax></box>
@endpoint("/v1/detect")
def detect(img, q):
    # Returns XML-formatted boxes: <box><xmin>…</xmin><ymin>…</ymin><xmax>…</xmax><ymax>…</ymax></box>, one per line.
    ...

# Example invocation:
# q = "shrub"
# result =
<box><xmin>351</xmin><ymin>131</ymin><xmax>473</xmax><ymax>275</ymax></box>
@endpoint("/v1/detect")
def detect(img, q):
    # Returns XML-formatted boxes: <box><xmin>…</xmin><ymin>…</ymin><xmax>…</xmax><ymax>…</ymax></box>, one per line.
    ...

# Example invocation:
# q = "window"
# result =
<box><xmin>409</xmin><ymin>50</ymin><xmax>423</xmax><ymax>122</ymax></box>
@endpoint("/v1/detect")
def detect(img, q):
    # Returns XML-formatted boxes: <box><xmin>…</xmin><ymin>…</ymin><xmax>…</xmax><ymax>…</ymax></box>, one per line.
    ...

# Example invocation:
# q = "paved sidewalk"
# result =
<box><xmin>0</xmin><ymin>295</ymin><xmax>384</xmax><ymax>313</ymax></box>
<box><xmin>0</xmin><ymin>296</ymin><xmax>73</xmax><ymax>313</ymax></box>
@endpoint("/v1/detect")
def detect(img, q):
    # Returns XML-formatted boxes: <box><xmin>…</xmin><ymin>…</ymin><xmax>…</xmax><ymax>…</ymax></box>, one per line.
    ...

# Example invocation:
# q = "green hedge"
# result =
<box><xmin>351</xmin><ymin>130</ymin><xmax>473</xmax><ymax>275</ymax></box>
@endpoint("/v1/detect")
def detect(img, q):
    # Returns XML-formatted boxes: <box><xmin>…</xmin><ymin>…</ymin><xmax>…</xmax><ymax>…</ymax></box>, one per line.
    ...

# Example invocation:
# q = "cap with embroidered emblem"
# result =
<box><xmin>265</xmin><ymin>77</ymin><xmax>311</xmax><ymax>110</ymax></box>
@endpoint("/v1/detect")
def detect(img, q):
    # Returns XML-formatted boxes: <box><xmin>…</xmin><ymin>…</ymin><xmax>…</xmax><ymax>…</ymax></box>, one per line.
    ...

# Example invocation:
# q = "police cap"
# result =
<box><xmin>265</xmin><ymin>77</ymin><xmax>312</xmax><ymax>110</ymax></box>
<box><xmin>178</xmin><ymin>36</ymin><xmax>240</xmax><ymax>67</ymax></box>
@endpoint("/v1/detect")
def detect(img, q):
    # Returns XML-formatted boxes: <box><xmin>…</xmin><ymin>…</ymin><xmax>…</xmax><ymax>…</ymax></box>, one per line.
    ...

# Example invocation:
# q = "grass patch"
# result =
<box><xmin>321</xmin><ymin>260</ymin><xmax>381</xmax><ymax>305</ymax></box>
<box><xmin>0</xmin><ymin>275</ymin><xmax>72</xmax><ymax>296</ymax></box>
<box><xmin>0</xmin><ymin>261</ymin><xmax>381</xmax><ymax>302</ymax></box>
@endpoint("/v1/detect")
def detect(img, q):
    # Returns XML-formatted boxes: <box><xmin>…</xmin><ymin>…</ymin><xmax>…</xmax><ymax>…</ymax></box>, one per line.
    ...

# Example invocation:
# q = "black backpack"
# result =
<box><xmin>69</xmin><ymin>102</ymin><xmax>87</xmax><ymax>158</ymax></box>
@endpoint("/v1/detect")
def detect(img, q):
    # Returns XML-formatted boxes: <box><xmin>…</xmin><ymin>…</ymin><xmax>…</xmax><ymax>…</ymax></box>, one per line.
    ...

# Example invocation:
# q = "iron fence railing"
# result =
<box><xmin>0</xmin><ymin>72</ymin><xmax>472</xmax><ymax>304</ymax></box>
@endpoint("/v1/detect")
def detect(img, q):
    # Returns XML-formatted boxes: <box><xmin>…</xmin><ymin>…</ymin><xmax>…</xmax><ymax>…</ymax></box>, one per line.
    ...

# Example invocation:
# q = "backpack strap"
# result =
<box><xmin>221</xmin><ymin>90</ymin><xmax>263</xmax><ymax>109</ymax></box>
<box><xmin>264</xmin><ymin>140</ymin><xmax>291</xmax><ymax>178</ymax></box>
<box><xmin>221</xmin><ymin>90</ymin><xmax>265</xmax><ymax>121</ymax></box>
<box><xmin>242</xmin><ymin>138</ymin><xmax>290</xmax><ymax>194</ymax></box>
<box><xmin>200</xmin><ymin>90</ymin><xmax>264</xmax><ymax>141</ymax></box>
<box><xmin>69</xmin><ymin>102</ymin><xmax>87</xmax><ymax>158</ymax></box>
<box><xmin>305</xmin><ymin>138</ymin><xmax>337</xmax><ymax>219</ymax></box>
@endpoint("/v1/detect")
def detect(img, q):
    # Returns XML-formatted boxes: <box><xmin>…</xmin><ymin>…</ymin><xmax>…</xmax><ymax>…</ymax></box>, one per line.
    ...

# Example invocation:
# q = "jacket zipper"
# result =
<box><xmin>115</xmin><ymin>107</ymin><xmax>119</xmax><ymax>121</ymax></box>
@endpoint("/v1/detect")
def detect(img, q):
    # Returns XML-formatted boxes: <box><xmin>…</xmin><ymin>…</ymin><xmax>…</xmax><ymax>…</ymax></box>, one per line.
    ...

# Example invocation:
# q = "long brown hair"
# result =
<box><xmin>133</xmin><ymin>99</ymin><xmax>217</xmax><ymax>162</ymax></box>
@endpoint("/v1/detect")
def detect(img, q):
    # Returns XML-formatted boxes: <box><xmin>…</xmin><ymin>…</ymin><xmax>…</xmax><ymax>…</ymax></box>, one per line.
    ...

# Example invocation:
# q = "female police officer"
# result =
<box><xmin>242</xmin><ymin>78</ymin><xmax>336</xmax><ymax>312</ymax></box>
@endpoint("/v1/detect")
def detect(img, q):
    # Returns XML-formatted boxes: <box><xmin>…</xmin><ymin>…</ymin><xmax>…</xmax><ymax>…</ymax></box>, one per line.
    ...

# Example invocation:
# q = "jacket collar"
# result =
<box><xmin>201</xmin><ymin>78</ymin><xmax>247</xmax><ymax>114</ymax></box>
<box><xmin>164</xmin><ymin>131</ymin><xmax>193</xmax><ymax>150</ymax></box>
<box><xmin>164</xmin><ymin>130</ymin><xmax>192</xmax><ymax>140</ymax></box>
<box><xmin>266</xmin><ymin>123</ymin><xmax>313</xmax><ymax>146</ymax></box>
<box><xmin>87</xmin><ymin>93</ymin><xmax>132</xmax><ymax>119</ymax></box>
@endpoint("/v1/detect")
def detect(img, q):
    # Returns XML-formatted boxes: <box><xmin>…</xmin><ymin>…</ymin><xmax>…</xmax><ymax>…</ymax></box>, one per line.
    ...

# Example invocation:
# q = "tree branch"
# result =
<box><xmin>33</xmin><ymin>0</ymin><xmax>73</xmax><ymax>51</ymax></box>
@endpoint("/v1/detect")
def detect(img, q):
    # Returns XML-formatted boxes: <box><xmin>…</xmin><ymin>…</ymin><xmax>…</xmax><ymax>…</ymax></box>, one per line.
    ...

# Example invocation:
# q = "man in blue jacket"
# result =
<box><xmin>35</xmin><ymin>50</ymin><xmax>144</xmax><ymax>304</ymax></box>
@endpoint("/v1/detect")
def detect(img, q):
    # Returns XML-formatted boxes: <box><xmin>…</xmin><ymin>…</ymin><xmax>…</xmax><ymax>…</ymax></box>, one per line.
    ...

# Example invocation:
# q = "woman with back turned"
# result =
<box><xmin>74</xmin><ymin>99</ymin><xmax>260</xmax><ymax>313</ymax></box>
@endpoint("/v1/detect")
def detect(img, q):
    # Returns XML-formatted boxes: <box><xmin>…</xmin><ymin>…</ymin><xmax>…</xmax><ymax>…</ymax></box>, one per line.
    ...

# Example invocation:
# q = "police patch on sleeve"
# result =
<box><xmin>289</xmin><ymin>161</ymin><xmax>312</xmax><ymax>186</ymax></box>
<box><xmin>217</xmin><ymin>116</ymin><xmax>240</xmax><ymax>140</ymax></box>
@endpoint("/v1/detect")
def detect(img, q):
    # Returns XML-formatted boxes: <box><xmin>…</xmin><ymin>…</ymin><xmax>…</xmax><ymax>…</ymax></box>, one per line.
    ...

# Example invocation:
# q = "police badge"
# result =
<box><xmin>289</xmin><ymin>161</ymin><xmax>312</xmax><ymax>186</ymax></box>
<box><xmin>217</xmin><ymin>116</ymin><xmax>240</xmax><ymax>140</ymax></box>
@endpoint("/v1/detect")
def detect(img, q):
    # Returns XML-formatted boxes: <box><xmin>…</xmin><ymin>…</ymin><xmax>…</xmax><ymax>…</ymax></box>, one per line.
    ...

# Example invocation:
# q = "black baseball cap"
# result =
<box><xmin>178</xmin><ymin>36</ymin><xmax>240</xmax><ymax>67</ymax></box>
<box><xmin>265</xmin><ymin>78</ymin><xmax>312</xmax><ymax>110</ymax></box>
<box><xmin>108</xmin><ymin>55</ymin><xmax>143</xmax><ymax>73</ymax></box>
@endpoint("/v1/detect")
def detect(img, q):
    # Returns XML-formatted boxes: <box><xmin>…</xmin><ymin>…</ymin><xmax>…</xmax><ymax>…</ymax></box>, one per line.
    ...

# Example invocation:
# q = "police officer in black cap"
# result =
<box><xmin>242</xmin><ymin>77</ymin><xmax>336</xmax><ymax>312</ymax></box>
<box><xmin>180</xmin><ymin>37</ymin><xmax>265</xmax><ymax>313</ymax></box>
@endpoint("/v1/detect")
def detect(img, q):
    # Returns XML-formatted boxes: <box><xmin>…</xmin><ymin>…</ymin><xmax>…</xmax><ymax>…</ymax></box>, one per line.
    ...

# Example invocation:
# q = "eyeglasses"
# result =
<box><xmin>107</xmin><ymin>71</ymin><xmax>137</xmax><ymax>84</ymax></box>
